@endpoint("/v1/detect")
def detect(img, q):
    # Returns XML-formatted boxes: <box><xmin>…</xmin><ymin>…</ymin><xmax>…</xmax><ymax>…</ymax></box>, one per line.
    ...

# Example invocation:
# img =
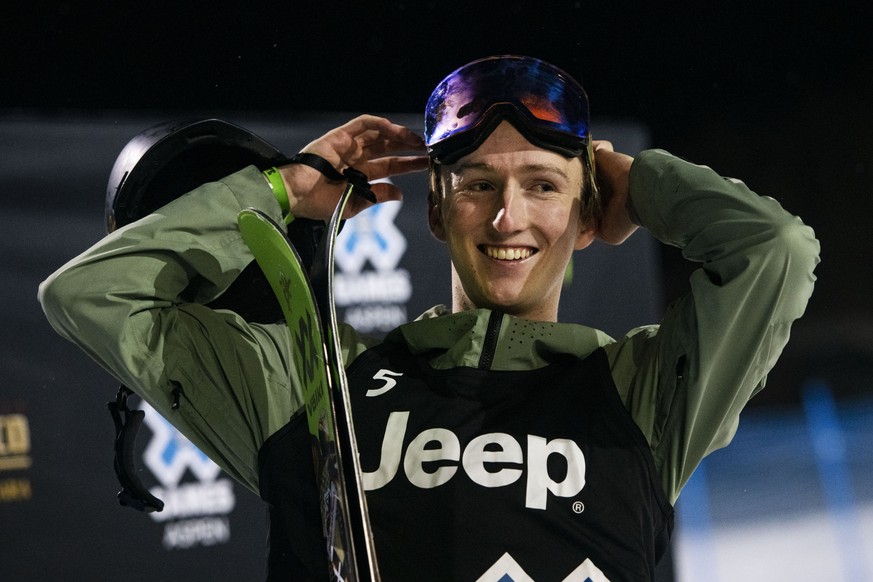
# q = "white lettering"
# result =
<box><xmin>343</xmin><ymin>304</ymin><xmax>409</xmax><ymax>333</ymax></box>
<box><xmin>404</xmin><ymin>428</ymin><xmax>460</xmax><ymax>488</ymax></box>
<box><xmin>149</xmin><ymin>479</ymin><xmax>236</xmax><ymax>522</ymax></box>
<box><xmin>525</xmin><ymin>436</ymin><xmax>587</xmax><ymax>510</ymax></box>
<box><xmin>462</xmin><ymin>433</ymin><xmax>523</xmax><ymax>487</ymax></box>
<box><xmin>362</xmin><ymin>411</ymin><xmax>409</xmax><ymax>490</ymax></box>
<box><xmin>162</xmin><ymin>517</ymin><xmax>231</xmax><ymax>550</ymax></box>
<box><xmin>344</xmin><ymin>305</ymin><xmax>408</xmax><ymax>333</ymax></box>
<box><xmin>366</xmin><ymin>369</ymin><xmax>404</xmax><ymax>397</ymax></box>
<box><xmin>364</xmin><ymin>411</ymin><xmax>587</xmax><ymax>509</ymax></box>
<box><xmin>334</xmin><ymin>270</ymin><xmax>412</xmax><ymax>305</ymax></box>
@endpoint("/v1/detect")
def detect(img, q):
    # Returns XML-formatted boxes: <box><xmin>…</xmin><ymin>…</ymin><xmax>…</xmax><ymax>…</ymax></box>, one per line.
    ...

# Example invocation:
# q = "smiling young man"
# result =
<box><xmin>40</xmin><ymin>55</ymin><xmax>819</xmax><ymax>581</ymax></box>
<box><xmin>431</xmin><ymin>121</ymin><xmax>594</xmax><ymax>320</ymax></box>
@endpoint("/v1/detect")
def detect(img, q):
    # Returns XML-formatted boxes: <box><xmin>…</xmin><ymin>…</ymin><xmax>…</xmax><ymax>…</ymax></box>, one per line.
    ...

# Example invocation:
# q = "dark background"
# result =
<box><xmin>1</xmin><ymin>3</ymin><xmax>871</xmax><ymax>580</ymax></box>
<box><xmin>4</xmin><ymin>1</ymin><xmax>871</xmax><ymax>406</ymax></box>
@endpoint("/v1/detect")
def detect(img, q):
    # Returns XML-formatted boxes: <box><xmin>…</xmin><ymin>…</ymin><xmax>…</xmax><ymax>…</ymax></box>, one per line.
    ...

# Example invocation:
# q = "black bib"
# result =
<box><xmin>259</xmin><ymin>343</ymin><xmax>673</xmax><ymax>581</ymax></box>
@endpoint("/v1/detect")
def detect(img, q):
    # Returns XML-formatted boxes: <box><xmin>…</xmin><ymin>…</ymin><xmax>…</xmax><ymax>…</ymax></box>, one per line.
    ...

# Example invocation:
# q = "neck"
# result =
<box><xmin>450</xmin><ymin>270</ymin><xmax>560</xmax><ymax>322</ymax></box>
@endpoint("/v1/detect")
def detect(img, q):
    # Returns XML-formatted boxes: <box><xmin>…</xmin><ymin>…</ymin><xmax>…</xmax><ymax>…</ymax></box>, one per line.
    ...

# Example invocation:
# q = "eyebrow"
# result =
<box><xmin>451</xmin><ymin>161</ymin><xmax>570</xmax><ymax>180</ymax></box>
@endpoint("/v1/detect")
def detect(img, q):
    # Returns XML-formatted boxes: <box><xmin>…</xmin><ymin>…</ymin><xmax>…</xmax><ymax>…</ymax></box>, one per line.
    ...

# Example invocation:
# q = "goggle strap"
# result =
<box><xmin>286</xmin><ymin>153</ymin><xmax>376</xmax><ymax>203</ymax></box>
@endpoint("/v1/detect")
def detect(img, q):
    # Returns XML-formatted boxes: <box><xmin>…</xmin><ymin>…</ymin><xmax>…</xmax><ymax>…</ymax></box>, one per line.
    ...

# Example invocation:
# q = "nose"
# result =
<box><xmin>491</xmin><ymin>185</ymin><xmax>527</xmax><ymax>234</ymax></box>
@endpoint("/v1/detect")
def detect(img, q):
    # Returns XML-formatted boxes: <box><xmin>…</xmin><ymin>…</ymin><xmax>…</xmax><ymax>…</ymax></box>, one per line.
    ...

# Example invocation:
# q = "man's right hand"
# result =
<box><xmin>277</xmin><ymin>115</ymin><xmax>429</xmax><ymax>221</ymax></box>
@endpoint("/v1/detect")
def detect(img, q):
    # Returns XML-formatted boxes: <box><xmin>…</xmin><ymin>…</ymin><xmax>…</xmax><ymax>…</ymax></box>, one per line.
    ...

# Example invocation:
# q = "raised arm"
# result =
<box><xmin>602</xmin><ymin>148</ymin><xmax>820</xmax><ymax>503</ymax></box>
<box><xmin>38</xmin><ymin>116</ymin><xmax>427</xmax><ymax>491</ymax></box>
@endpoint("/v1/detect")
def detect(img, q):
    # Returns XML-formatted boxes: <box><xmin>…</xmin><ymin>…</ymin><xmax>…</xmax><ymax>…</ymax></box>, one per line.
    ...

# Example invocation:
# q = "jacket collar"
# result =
<box><xmin>385</xmin><ymin>306</ymin><xmax>613</xmax><ymax>371</ymax></box>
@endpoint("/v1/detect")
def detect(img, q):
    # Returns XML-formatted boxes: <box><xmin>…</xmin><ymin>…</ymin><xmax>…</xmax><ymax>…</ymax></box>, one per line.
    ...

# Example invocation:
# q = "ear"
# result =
<box><xmin>428</xmin><ymin>191</ymin><xmax>447</xmax><ymax>242</ymax></box>
<box><xmin>574</xmin><ymin>222</ymin><xmax>596</xmax><ymax>251</ymax></box>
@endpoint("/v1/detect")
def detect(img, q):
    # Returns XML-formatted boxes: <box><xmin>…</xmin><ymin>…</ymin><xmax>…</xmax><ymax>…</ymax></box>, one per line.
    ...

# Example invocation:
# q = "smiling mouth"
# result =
<box><xmin>481</xmin><ymin>245</ymin><xmax>535</xmax><ymax>261</ymax></box>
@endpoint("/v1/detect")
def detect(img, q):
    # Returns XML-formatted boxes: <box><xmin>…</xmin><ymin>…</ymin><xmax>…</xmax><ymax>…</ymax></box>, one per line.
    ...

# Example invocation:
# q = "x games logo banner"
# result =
<box><xmin>140</xmin><ymin>401</ymin><xmax>237</xmax><ymax>550</ymax></box>
<box><xmin>334</xmin><ymin>200</ymin><xmax>412</xmax><ymax>333</ymax></box>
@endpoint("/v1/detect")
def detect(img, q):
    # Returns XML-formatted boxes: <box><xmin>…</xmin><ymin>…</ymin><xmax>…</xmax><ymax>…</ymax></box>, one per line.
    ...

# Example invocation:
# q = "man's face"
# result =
<box><xmin>430</xmin><ymin>121</ymin><xmax>595</xmax><ymax>321</ymax></box>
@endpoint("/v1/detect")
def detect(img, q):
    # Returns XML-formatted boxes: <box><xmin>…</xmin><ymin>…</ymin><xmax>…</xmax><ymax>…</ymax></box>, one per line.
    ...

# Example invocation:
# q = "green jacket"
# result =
<box><xmin>38</xmin><ymin>149</ymin><xmax>819</xmax><ymax>504</ymax></box>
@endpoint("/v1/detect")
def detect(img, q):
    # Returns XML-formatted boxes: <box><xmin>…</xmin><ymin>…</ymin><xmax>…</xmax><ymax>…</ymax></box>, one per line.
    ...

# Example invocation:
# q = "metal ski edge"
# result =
<box><xmin>313</xmin><ymin>186</ymin><xmax>382</xmax><ymax>580</ymax></box>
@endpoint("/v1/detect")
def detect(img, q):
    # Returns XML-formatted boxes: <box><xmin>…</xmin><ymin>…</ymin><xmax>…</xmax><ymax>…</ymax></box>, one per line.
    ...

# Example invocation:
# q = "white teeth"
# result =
<box><xmin>485</xmin><ymin>246</ymin><xmax>532</xmax><ymax>260</ymax></box>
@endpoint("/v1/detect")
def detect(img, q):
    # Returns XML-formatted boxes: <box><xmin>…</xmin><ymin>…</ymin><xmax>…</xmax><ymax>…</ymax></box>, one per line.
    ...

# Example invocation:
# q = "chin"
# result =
<box><xmin>479</xmin><ymin>294</ymin><xmax>530</xmax><ymax>316</ymax></box>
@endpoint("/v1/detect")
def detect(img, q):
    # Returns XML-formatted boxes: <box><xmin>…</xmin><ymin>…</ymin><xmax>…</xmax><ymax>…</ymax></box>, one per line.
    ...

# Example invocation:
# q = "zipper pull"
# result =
<box><xmin>170</xmin><ymin>381</ymin><xmax>183</xmax><ymax>410</ymax></box>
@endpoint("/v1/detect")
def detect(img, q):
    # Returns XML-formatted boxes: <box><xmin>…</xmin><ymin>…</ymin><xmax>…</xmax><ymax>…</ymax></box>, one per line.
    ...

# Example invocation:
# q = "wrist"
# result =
<box><xmin>262</xmin><ymin>167</ymin><xmax>295</xmax><ymax>224</ymax></box>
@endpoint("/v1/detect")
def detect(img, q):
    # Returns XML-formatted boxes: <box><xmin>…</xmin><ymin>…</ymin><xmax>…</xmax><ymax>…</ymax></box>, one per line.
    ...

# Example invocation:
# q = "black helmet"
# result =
<box><xmin>106</xmin><ymin>118</ymin><xmax>290</xmax><ymax>232</ymax></box>
<box><xmin>105</xmin><ymin>118</ymin><xmax>321</xmax><ymax>322</ymax></box>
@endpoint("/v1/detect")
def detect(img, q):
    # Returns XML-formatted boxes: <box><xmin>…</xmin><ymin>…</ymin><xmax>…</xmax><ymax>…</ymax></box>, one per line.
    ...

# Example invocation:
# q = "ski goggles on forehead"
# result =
<box><xmin>425</xmin><ymin>55</ymin><xmax>591</xmax><ymax>164</ymax></box>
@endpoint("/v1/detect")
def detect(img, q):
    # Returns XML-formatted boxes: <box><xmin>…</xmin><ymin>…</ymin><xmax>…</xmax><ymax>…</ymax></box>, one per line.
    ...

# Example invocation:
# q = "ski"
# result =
<box><xmin>238</xmin><ymin>181</ymin><xmax>379</xmax><ymax>581</ymax></box>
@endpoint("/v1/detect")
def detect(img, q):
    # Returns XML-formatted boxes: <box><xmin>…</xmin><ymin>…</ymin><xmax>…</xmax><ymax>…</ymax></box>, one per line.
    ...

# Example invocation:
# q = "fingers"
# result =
<box><xmin>333</xmin><ymin>116</ymin><xmax>426</xmax><ymax>167</ymax></box>
<box><xmin>300</xmin><ymin>115</ymin><xmax>426</xmax><ymax>183</ymax></box>
<box><xmin>339</xmin><ymin>115</ymin><xmax>425</xmax><ymax>150</ymax></box>
<box><xmin>288</xmin><ymin>115</ymin><xmax>428</xmax><ymax>220</ymax></box>
<box><xmin>358</xmin><ymin>133</ymin><xmax>423</xmax><ymax>162</ymax></box>
<box><xmin>592</xmin><ymin>139</ymin><xmax>614</xmax><ymax>153</ymax></box>
<box><xmin>344</xmin><ymin>181</ymin><xmax>405</xmax><ymax>218</ymax></box>
<box><xmin>364</xmin><ymin>155</ymin><xmax>430</xmax><ymax>180</ymax></box>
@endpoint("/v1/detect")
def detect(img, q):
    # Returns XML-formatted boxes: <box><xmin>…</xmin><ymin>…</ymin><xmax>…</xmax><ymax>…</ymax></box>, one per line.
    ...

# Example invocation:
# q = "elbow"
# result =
<box><xmin>38</xmin><ymin>268</ymin><xmax>83</xmax><ymax>339</ymax></box>
<box><xmin>38</xmin><ymin>265</ymin><xmax>144</xmax><ymax>374</ymax></box>
<box><xmin>775</xmin><ymin>217</ymin><xmax>820</xmax><ymax>276</ymax></box>
<box><xmin>769</xmin><ymin>217</ymin><xmax>821</xmax><ymax>318</ymax></box>
<box><xmin>38</xmin><ymin>264</ymin><xmax>116</xmax><ymax>343</ymax></box>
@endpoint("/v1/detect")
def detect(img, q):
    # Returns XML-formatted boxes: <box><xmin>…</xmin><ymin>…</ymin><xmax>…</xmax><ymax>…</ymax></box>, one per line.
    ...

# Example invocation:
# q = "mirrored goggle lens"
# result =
<box><xmin>424</xmin><ymin>56</ymin><xmax>590</xmax><ymax>149</ymax></box>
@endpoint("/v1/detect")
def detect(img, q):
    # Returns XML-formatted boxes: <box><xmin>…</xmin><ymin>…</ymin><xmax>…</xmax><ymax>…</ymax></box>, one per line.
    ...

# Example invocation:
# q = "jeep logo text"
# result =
<box><xmin>362</xmin><ymin>411</ymin><xmax>586</xmax><ymax>509</ymax></box>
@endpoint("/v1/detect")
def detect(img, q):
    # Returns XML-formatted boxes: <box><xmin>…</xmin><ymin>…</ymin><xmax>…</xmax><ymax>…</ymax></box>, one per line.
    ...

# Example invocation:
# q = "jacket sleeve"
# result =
<box><xmin>605</xmin><ymin>149</ymin><xmax>820</xmax><ymax>503</ymax></box>
<box><xmin>38</xmin><ymin>166</ymin><xmax>304</xmax><ymax>492</ymax></box>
